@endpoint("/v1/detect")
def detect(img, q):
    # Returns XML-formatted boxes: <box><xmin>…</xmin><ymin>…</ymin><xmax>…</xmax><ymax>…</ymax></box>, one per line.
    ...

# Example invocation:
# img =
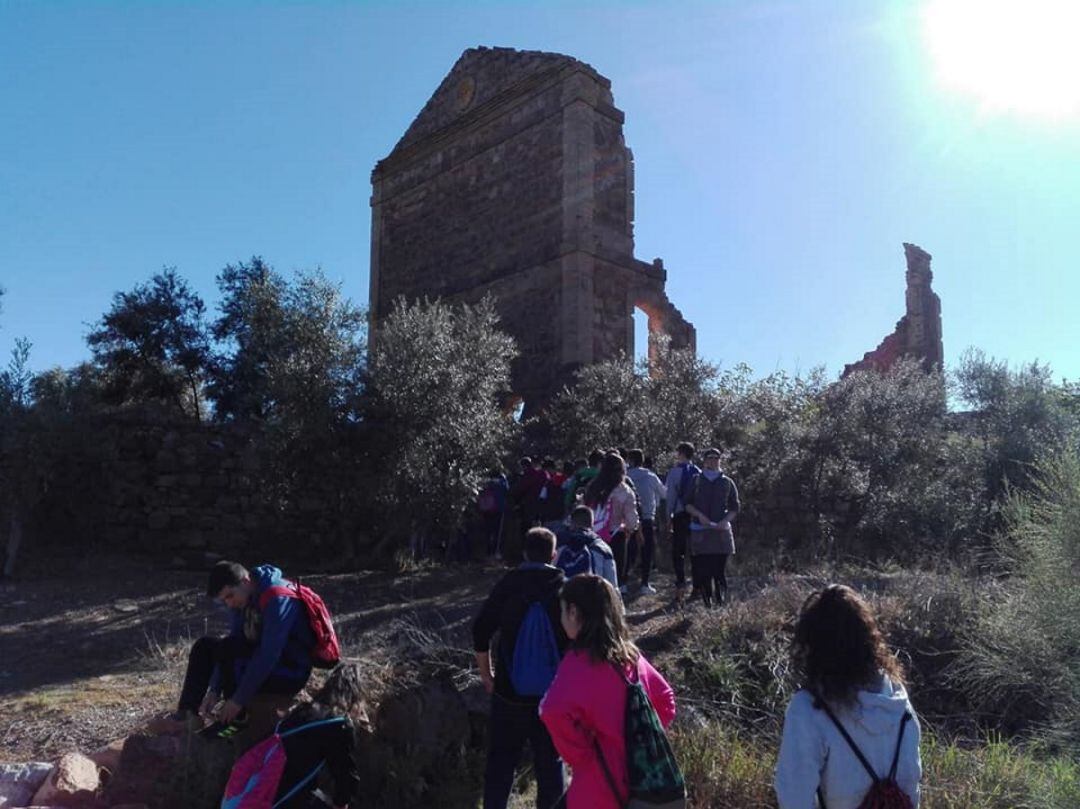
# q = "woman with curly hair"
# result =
<box><xmin>775</xmin><ymin>585</ymin><xmax>922</xmax><ymax>809</ymax></box>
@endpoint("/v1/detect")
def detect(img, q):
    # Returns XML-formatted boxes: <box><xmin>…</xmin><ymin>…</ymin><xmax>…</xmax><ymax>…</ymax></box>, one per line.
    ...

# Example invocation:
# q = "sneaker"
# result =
<box><xmin>198</xmin><ymin>709</ymin><xmax>249</xmax><ymax>740</ymax></box>
<box><xmin>639</xmin><ymin>583</ymin><xmax>657</xmax><ymax>595</ymax></box>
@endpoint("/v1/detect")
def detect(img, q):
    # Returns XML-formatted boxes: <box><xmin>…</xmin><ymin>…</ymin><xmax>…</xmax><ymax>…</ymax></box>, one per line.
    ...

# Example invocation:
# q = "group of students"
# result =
<box><xmin>473</xmin><ymin>526</ymin><xmax>923</xmax><ymax>809</ymax></box>
<box><xmin>483</xmin><ymin>443</ymin><xmax>742</xmax><ymax>608</ymax></box>
<box><xmin>165</xmin><ymin>533</ymin><xmax>922</xmax><ymax>808</ymax></box>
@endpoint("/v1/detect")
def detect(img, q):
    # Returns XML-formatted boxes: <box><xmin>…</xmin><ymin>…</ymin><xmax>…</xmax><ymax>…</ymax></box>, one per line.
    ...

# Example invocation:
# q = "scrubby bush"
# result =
<box><xmin>956</xmin><ymin>452</ymin><xmax>1080</xmax><ymax>751</ymax></box>
<box><xmin>363</xmin><ymin>296</ymin><xmax>519</xmax><ymax>556</ymax></box>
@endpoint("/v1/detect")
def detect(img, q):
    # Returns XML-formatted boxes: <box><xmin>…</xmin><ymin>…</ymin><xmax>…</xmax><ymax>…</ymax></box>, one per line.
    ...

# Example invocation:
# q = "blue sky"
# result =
<box><xmin>2</xmin><ymin>0</ymin><xmax>1078</xmax><ymax>382</ymax></box>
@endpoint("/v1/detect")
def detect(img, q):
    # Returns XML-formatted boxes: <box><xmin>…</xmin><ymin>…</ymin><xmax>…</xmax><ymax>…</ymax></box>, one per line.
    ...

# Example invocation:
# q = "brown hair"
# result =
<box><xmin>524</xmin><ymin>527</ymin><xmax>557</xmax><ymax>562</ymax></box>
<box><xmin>792</xmin><ymin>584</ymin><xmax>904</xmax><ymax>706</ymax></box>
<box><xmin>560</xmin><ymin>574</ymin><xmax>638</xmax><ymax>667</ymax></box>
<box><xmin>585</xmin><ymin>452</ymin><xmax>627</xmax><ymax>507</ymax></box>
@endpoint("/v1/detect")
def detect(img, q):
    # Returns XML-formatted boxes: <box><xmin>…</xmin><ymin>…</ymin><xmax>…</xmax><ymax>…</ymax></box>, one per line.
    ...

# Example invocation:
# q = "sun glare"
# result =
<box><xmin>922</xmin><ymin>0</ymin><xmax>1080</xmax><ymax>123</ymax></box>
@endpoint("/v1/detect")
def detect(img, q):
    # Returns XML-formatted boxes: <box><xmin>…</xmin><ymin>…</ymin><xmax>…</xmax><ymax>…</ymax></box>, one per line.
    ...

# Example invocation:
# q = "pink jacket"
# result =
<box><xmin>540</xmin><ymin>649</ymin><xmax>676</xmax><ymax>809</ymax></box>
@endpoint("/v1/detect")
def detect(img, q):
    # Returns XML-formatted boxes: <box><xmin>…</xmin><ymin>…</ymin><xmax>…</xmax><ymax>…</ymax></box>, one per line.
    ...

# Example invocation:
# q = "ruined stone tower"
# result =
<box><xmin>369</xmin><ymin>47</ymin><xmax>695</xmax><ymax>414</ymax></box>
<box><xmin>843</xmin><ymin>243</ymin><xmax>944</xmax><ymax>376</ymax></box>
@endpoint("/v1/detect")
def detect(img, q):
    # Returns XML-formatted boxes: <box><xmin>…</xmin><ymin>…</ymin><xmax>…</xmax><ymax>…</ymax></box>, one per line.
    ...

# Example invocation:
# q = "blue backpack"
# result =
<box><xmin>556</xmin><ymin>544</ymin><xmax>596</xmax><ymax>579</ymax></box>
<box><xmin>675</xmin><ymin>463</ymin><xmax>701</xmax><ymax>509</ymax></box>
<box><xmin>509</xmin><ymin>600</ymin><xmax>561</xmax><ymax>697</ymax></box>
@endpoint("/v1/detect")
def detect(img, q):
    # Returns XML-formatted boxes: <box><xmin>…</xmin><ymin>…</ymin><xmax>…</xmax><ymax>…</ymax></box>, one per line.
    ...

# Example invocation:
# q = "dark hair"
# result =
<box><xmin>524</xmin><ymin>527</ymin><xmax>557</xmax><ymax>562</ymax></box>
<box><xmin>584</xmin><ymin>452</ymin><xmax>626</xmax><ymax>507</ymax></box>
<box><xmin>560</xmin><ymin>575</ymin><xmax>638</xmax><ymax>666</ymax></box>
<box><xmin>287</xmin><ymin>663</ymin><xmax>370</xmax><ymax>732</ymax></box>
<box><xmin>542</xmin><ymin>457</ymin><xmax>556</xmax><ymax>470</ymax></box>
<box><xmin>626</xmin><ymin>448</ymin><xmax>644</xmax><ymax>467</ymax></box>
<box><xmin>206</xmin><ymin>561</ymin><xmax>248</xmax><ymax>598</ymax></box>
<box><xmin>562</xmin><ymin>460</ymin><xmax>575</xmax><ymax>475</ymax></box>
<box><xmin>792</xmin><ymin>584</ymin><xmax>905</xmax><ymax>706</ymax></box>
<box><xmin>573</xmin><ymin>458</ymin><xmax>587</xmax><ymax>471</ymax></box>
<box><xmin>587</xmin><ymin>449</ymin><xmax>604</xmax><ymax>467</ymax></box>
<box><xmin>312</xmin><ymin>663</ymin><xmax>365</xmax><ymax>716</ymax></box>
<box><xmin>676</xmin><ymin>441</ymin><xmax>695</xmax><ymax>460</ymax></box>
<box><xmin>519</xmin><ymin>456</ymin><xmax>532</xmax><ymax>469</ymax></box>
<box><xmin>570</xmin><ymin>504</ymin><xmax>593</xmax><ymax>529</ymax></box>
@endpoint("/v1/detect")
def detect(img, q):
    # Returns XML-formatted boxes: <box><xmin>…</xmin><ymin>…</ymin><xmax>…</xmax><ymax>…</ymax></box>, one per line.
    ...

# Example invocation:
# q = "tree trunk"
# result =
<box><xmin>3</xmin><ymin>510</ymin><xmax>22</xmax><ymax>578</ymax></box>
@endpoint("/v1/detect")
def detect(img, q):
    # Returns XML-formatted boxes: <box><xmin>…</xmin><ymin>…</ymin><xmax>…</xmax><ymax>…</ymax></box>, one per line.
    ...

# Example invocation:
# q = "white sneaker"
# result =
<box><xmin>639</xmin><ymin>583</ymin><xmax>657</xmax><ymax>595</ymax></box>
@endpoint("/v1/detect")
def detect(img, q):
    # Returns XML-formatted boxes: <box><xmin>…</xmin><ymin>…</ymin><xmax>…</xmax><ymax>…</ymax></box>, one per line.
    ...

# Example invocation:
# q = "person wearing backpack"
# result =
<box><xmin>584</xmin><ymin>452</ymin><xmax>640</xmax><ymax>595</ymax></box>
<box><xmin>554</xmin><ymin>505</ymin><xmax>618</xmax><ymax>588</ymax></box>
<box><xmin>221</xmin><ymin>663</ymin><xmax>367</xmax><ymax>809</ymax></box>
<box><xmin>473</xmin><ymin>528</ymin><xmax>568</xmax><ymax>809</ymax></box>
<box><xmin>664</xmin><ymin>442</ymin><xmax>700</xmax><ymax>596</ymax></box>
<box><xmin>775</xmin><ymin>585</ymin><xmax>922</xmax><ymax>809</ymax></box>
<box><xmin>171</xmin><ymin>561</ymin><xmax>334</xmax><ymax>727</ymax></box>
<box><xmin>564</xmin><ymin>450</ymin><xmax>603</xmax><ymax>513</ymax></box>
<box><xmin>684</xmin><ymin>448</ymin><xmax>740</xmax><ymax>608</ymax></box>
<box><xmin>540</xmin><ymin>574</ymin><xmax>682</xmax><ymax>809</ymax></box>
<box><xmin>478</xmin><ymin>470</ymin><xmax>510</xmax><ymax>559</ymax></box>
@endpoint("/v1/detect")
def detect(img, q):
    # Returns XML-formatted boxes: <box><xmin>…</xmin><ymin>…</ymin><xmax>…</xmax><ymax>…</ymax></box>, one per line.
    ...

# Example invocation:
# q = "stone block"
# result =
<box><xmin>31</xmin><ymin>752</ymin><xmax>99</xmax><ymax>807</ymax></box>
<box><xmin>0</xmin><ymin>761</ymin><xmax>53</xmax><ymax>808</ymax></box>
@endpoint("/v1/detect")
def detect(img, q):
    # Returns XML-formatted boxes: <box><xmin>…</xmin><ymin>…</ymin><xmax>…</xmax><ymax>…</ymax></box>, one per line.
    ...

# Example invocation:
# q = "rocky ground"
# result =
<box><xmin>0</xmin><ymin>550</ymin><xmax>758</xmax><ymax>808</ymax></box>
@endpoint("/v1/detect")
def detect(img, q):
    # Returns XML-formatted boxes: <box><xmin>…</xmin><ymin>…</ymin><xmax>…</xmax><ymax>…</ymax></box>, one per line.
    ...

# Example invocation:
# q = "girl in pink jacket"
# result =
<box><xmin>540</xmin><ymin>574</ymin><xmax>676</xmax><ymax>809</ymax></box>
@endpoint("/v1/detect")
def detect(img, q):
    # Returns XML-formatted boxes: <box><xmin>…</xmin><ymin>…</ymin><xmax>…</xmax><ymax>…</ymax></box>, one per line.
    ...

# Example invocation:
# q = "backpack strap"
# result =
<box><xmin>269</xmin><ymin>717</ymin><xmax>348</xmax><ymax>809</ymax></box>
<box><xmin>811</xmin><ymin>691</ymin><xmax>881</xmax><ymax>784</ymax></box>
<box><xmin>275</xmin><ymin>716</ymin><xmax>347</xmax><ymax>739</ymax></box>
<box><xmin>812</xmin><ymin>696</ymin><xmax>912</xmax><ymax>809</ymax></box>
<box><xmin>592</xmin><ymin>736</ymin><xmax>627</xmax><ymax>808</ymax></box>
<box><xmin>888</xmin><ymin>711</ymin><xmax>913</xmax><ymax>781</ymax></box>
<box><xmin>258</xmin><ymin>583</ymin><xmax>297</xmax><ymax>611</ymax></box>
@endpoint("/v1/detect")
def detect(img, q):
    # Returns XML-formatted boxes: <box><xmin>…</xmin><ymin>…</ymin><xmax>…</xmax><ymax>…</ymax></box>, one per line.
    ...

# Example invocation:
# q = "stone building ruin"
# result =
<box><xmin>843</xmin><ymin>243</ymin><xmax>944</xmax><ymax>376</ymax></box>
<box><xmin>369</xmin><ymin>47</ymin><xmax>695</xmax><ymax>415</ymax></box>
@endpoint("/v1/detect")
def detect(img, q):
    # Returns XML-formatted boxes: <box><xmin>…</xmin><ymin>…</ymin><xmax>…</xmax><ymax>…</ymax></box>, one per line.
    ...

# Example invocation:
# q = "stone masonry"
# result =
<box><xmin>369</xmin><ymin>47</ymin><xmax>695</xmax><ymax>415</ymax></box>
<box><xmin>843</xmin><ymin>243</ymin><xmax>944</xmax><ymax>376</ymax></box>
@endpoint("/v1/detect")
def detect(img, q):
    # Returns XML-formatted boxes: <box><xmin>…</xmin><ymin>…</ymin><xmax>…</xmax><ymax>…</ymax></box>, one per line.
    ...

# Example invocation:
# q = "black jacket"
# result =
<box><xmin>275</xmin><ymin>707</ymin><xmax>360</xmax><ymax>808</ymax></box>
<box><xmin>472</xmin><ymin>563</ymin><xmax>567</xmax><ymax>703</ymax></box>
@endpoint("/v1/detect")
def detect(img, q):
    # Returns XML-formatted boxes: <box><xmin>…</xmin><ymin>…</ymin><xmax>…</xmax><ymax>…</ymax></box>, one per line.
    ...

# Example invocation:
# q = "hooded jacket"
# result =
<box><xmin>540</xmin><ymin>651</ymin><xmax>676</xmax><ymax>809</ymax></box>
<box><xmin>554</xmin><ymin>527</ymin><xmax>618</xmax><ymax>588</ymax></box>
<box><xmin>774</xmin><ymin>675</ymin><xmax>922</xmax><ymax>809</ymax></box>
<box><xmin>219</xmin><ymin>564</ymin><xmax>315</xmax><ymax>707</ymax></box>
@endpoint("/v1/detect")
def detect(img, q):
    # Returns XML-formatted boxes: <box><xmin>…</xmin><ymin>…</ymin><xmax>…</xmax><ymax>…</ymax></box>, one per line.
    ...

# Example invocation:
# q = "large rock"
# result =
<box><xmin>30</xmin><ymin>752</ymin><xmax>100</xmax><ymax>807</ymax></box>
<box><xmin>104</xmin><ymin>733</ymin><xmax>183</xmax><ymax>808</ymax></box>
<box><xmin>0</xmin><ymin>761</ymin><xmax>53</xmax><ymax>808</ymax></box>
<box><xmin>87</xmin><ymin>738</ymin><xmax>126</xmax><ymax>776</ymax></box>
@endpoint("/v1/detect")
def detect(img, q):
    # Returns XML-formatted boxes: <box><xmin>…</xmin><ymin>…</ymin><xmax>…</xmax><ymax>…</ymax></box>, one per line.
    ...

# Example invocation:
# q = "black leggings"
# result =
<box><xmin>692</xmin><ymin>553</ymin><xmax>729</xmax><ymax>606</ymax></box>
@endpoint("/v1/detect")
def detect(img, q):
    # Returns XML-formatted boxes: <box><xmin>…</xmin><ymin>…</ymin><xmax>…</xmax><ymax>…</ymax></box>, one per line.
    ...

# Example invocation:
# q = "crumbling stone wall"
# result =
<box><xmin>14</xmin><ymin>411</ymin><xmax>354</xmax><ymax>560</ymax></box>
<box><xmin>844</xmin><ymin>243</ymin><xmax>944</xmax><ymax>376</ymax></box>
<box><xmin>370</xmin><ymin>47</ymin><xmax>695</xmax><ymax>415</ymax></box>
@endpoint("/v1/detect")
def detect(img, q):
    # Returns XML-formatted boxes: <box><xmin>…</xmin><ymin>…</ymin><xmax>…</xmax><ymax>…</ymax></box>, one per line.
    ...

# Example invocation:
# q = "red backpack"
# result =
<box><xmin>815</xmin><ymin>694</ymin><xmax>915</xmax><ymax>809</ymax></box>
<box><xmin>258</xmin><ymin>580</ymin><xmax>341</xmax><ymax>669</ymax></box>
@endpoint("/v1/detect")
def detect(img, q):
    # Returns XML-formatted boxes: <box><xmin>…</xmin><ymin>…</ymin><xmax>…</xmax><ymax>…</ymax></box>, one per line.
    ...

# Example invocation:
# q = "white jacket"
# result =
<box><xmin>775</xmin><ymin>676</ymin><xmax>921</xmax><ymax>809</ymax></box>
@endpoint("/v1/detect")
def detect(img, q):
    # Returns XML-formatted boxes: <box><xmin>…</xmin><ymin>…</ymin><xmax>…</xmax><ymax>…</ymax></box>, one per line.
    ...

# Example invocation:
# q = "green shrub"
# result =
<box><xmin>956</xmin><ymin>452</ymin><xmax>1080</xmax><ymax>750</ymax></box>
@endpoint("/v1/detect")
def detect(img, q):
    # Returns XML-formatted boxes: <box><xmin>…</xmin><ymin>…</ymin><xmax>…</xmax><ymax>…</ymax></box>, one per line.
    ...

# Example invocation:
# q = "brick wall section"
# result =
<box><xmin>37</xmin><ymin>412</ymin><xmax>350</xmax><ymax>557</ymax></box>
<box><xmin>370</xmin><ymin>47</ymin><xmax>695</xmax><ymax>416</ymax></box>
<box><xmin>844</xmin><ymin>243</ymin><xmax>944</xmax><ymax>376</ymax></box>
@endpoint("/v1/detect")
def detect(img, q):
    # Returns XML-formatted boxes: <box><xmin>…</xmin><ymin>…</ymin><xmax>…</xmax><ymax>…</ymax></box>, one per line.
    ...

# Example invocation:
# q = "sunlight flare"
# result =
<box><xmin>922</xmin><ymin>0</ymin><xmax>1080</xmax><ymax>122</ymax></box>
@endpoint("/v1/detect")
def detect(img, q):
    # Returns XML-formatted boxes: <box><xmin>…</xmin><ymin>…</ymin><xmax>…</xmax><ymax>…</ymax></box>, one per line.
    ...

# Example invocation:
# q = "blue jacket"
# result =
<box><xmin>218</xmin><ymin>564</ymin><xmax>315</xmax><ymax>706</ymax></box>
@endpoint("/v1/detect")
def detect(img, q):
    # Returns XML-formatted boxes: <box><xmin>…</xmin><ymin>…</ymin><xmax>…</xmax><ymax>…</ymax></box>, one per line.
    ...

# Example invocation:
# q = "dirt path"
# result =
<box><xmin>0</xmin><ymin>554</ymin><xmax>700</xmax><ymax>763</ymax></box>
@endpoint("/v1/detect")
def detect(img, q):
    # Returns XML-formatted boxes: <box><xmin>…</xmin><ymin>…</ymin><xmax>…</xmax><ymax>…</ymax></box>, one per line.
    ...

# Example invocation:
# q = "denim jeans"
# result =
<box><xmin>483</xmin><ymin>694</ymin><xmax>566</xmax><ymax>809</ymax></box>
